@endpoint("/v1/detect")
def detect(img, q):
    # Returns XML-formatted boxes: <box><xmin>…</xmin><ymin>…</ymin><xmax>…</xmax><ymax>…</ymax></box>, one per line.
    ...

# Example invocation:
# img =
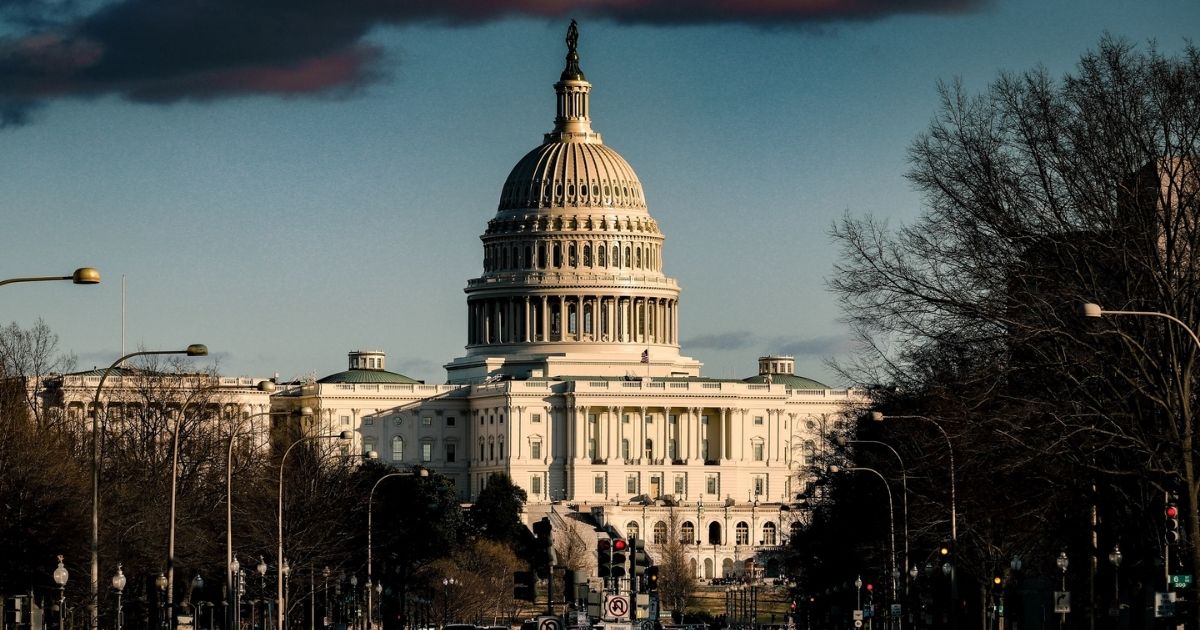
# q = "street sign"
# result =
<box><xmin>606</xmin><ymin>624</ymin><xmax>632</xmax><ymax>630</ymax></box>
<box><xmin>852</xmin><ymin>610</ymin><xmax>864</xmax><ymax>621</ymax></box>
<box><xmin>604</xmin><ymin>595</ymin><xmax>631</xmax><ymax>620</ymax></box>
<box><xmin>1053</xmin><ymin>592</ymin><xmax>1071</xmax><ymax>614</ymax></box>
<box><xmin>1156</xmin><ymin>592</ymin><xmax>1177</xmax><ymax>618</ymax></box>
<box><xmin>863</xmin><ymin>605</ymin><xmax>874</xmax><ymax>619</ymax></box>
<box><xmin>538</xmin><ymin>616</ymin><xmax>563</xmax><ymax>630</ymax></box>
<box><xmin>176</xmin><ymin>615</ymin><xmax>194</xmax><ymax>630</ymax></box>
<box><xmin>853</xmin><ymin>621</ymin><xmax>863</xmax><ymax>628</ymax></box>
<box><xmin>890</xmin><ymin>604</ymin><xmax>902</xmax><ymax>617</ymax></box>
<box><xmin>1170</xmin><ymin>574</ymin><xmax>1193</xmax><ymax>587</ymax></box>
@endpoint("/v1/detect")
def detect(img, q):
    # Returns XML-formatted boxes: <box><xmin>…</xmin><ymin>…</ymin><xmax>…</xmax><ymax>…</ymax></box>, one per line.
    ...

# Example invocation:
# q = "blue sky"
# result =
<box><xmin>1</xmin><ymin>0</ymin><xmax>1196</xmax><ymax>385</ymax></box>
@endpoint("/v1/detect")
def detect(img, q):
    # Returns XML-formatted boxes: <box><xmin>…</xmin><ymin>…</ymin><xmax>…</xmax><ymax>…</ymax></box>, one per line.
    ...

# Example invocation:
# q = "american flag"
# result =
<box><xmin>640</xmin><ymin>349</ymin><xmax>649</xmax><ymax>363</ymax></box>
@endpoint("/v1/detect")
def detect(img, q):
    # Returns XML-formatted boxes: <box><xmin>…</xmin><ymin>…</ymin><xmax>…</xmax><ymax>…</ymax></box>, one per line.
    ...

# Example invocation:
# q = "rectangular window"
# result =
<box><xmin>669</xmin><ymin>414</ymin><xmax>678</xmax><ymax>425</ymax></box>
<box><xmin>446</xmin><ymin>443</ymin><xmax>456</xmax><ymax>463</ymax></box>
<box><xmin>364</xmin><ymin>417</ymin><xmax>374</xmax><ymax>427</ymax></box>
<box><xmin>588</xmin><ymin>438</ymin><xmax>597</xmax><ymax>460</ymax></box>
<box><xmin>754</xmin><ymin>415</ymin><xmax>764</xmax><ymax>425</ymax></box>
<box><xmin>447</xmin><ymin>416</ymin><xmax>456</xmax><ymax>427</ymax></box>
<box><xmin>706</xmin><ymin>474</ymin><xmax>718</xmax><ymax>495</ymax></box>
<box><xmin>531</xmin><ymin>413</ymin><xmax>541</xmax><ymax>423</ymax></box>
<box><xmin>626</xmin><ymin>474</ymin><xmax>638</xmax><ymax>494</ymax></box>
<box><xmin>702</xmin><ymin>438</ymin><xmax>710</xmax><ymax>459</ymax></box>
<box><xmin>594</xmin><ymin>474</ymin><xmax>605</xmax><ymax>494</ymax></box>
<box><xmin>701</xmin><ymin>415</ymin><xmax>709</xmax><ymax>425</ymax></box>
<box><xmin>753</xmin><ymin>442</ymin><xmax>764</xmax><ymax>461</ymax></box>
<box><xmin>364</xmin><ymin>439</ymin><xmax>376</xmax><ymax>455</ymax></box>
<box><xmin>340</xmin><ymin>415</ymin><xmax>350</xmax><ymax>426</ymax></box>
<box><xmin>531</xmin><ymin>475</ymin><xmax>542</xmax><ymax>496</ymax></box>
<box><xmin>423</xmin><ymin>416</ymin><xmax>432</xmax><ymax>426</ymax></box>
<box><xmin>422</xmin><ymin>443</ymin><xmax>432</xmax><ymax>462</ymax></box>
<box><xmin>531</xmin><ymin>441</ymin><xmax>542</xmax><ymax>460</ymax></box>
<box><xmin>754</xmin><ymin>476</ymin><xmax>765</xmax><ymax>496</ymax></box>
<box><xmin>644</xmin><ymin>414</ymin><xmax>653</xmax><ymax>424</ymax></box>
<box><xmin>674</xmin><ymin>474</ymin><xmax>685</xmax><ymax>495</ymax></box>
<box><xmin>623</xmin><ymin>414</ymin><xmax>631</xmax><ymax>424</ymax></box>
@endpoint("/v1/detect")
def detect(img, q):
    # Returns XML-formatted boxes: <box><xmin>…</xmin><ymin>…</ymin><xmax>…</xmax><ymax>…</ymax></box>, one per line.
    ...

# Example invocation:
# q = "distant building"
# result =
<box><xmin>275</xmin><ymin>26</ymin><xmax>859</xmax><ymax>580</ymax></box>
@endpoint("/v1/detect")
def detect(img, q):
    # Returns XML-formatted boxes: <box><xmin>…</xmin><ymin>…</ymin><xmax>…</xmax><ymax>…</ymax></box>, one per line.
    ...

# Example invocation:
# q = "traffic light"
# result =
<box><xmin>532</xmin><ymin>517</ymin><xmax>553</xmax><ymax>578</ymax></box>
<box><xmin>646</xmin><ymin>566</ymin><xmax>659</xmax><ymax>591</ymax></box>
<box><xmin>631</xmin><ymin>537</ymin><xmax>650</xmax><ymax>581</ymax></box>
<box><xmin>1166</xmin><ymin>502</ymin><xmax>1181</xmax><ymax>543</ymax></box>
<box><xmin>598</xmin><ymin>538</ymin><xmax>627</xmax><ymax>578</ymax></box>
<box><xmin>513</xmin><ymin>570</ymin><xmax>536</xmax><ymax>602</ymax></box>
<box><xmin>992</xmin><ymin>575</ymin><xmax>1003</xmax><ymax>591</ymax></box>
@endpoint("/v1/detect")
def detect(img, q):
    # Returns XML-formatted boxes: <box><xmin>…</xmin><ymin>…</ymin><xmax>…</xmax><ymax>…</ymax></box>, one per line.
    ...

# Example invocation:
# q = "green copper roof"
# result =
<box><xmin>742</xmin><ymin>373</ymin><xmax>830</xmax><ymax>390</ymax></box>
<box><xmin>317</xmin><ymin>369</ymin><xmax>422</xmax><ymax>385</ymax></box>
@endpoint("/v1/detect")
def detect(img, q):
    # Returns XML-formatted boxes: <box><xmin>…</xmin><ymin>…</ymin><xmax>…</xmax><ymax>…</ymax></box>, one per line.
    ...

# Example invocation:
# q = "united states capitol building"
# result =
<box><xmin>270</xmin><ymin>26</ymin><xmax>859</xmax><ymax>580</ymax></box>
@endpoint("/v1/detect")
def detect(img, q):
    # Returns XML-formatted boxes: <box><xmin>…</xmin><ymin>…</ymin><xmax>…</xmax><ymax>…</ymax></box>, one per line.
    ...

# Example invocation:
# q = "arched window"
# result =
<box><xmin>626</xmin><ymin>521</ymin><xmax>640</xmax><ymax>539</ymax></box>
<box><xmin>790</xmin><ymin>521</ymin><xmax>803</xmax><ymax>541</ymax></box>
<box><xmin>488</xmin><ymin>437</ymin><xmax>495</xmax><ymax>460</ymax></box>
<box><xmin>583</xmin><ymin>244</ymin><xmax>592</xmax><ymax>267</ymax></box>
<box><xmin>479</xmin><ymin>438</ymin><xmax>485</xmax><ymax>461</ymax></box>
<box><xmin>612</xmin><ymin>245</ymin><xmax>620</xmax><ymax>267</ymax></box>
<box><xmin>762</xmin><ymin>522</ymin><xmax>778</xmax><ymax>546</ymax></box>
<box><xmin>668</xmin><ymin>439</ymin><xmax>678</xmax><ymax>461</ymax></box>
<box><xmin>681</xmin><ymin>521</ymin><xmax>695</xmax><ymax>544</ymax></box>
<box><xmin>653</xmin><ymin>521</ymin><xmax>668</xmax><ymax>544</ymax></box>
<box><xmin>391</xmin><ymin>436</ymin><xmax>404</xmax><ymax>462</ymax></box>
<box><xmin>644</xmin><ymin>438</ymin><xmax>654</xmax><ymax>460</ymax></box>
<box><xmin>621</xmin><ymin>439</ymin><xmax>630</xmax><ymax>461</ymax></box>
<box><xmin>708</xmin><ymin>522</ymin><xmax>722</xmax><ymax>545</ymax></box>
<box><xmin>735</xmin><ymin>521</ymin><xmax>750</xmax><ymax>545</ymax></box>
<box><xmin>498</xmin><ymin>437</ymin><xmax>505</xmax><ymax>460</ymax></box>
<box><xmin>598</xmin><ymin>245</ymin><xmax>606</xmax><ymax>267</ymax></box>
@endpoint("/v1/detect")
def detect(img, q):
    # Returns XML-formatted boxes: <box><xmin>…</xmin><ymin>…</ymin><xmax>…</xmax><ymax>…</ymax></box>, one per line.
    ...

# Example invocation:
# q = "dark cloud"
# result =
<box><xmin>772</xmin><ymin>334</ymin><xmax>853</xmax><ymax>357</ymax></box>
<box><xmin>0</xmin><ymin>0</ymin><xmax>981</xmax><ymax>127</ymax></box>
<box><xmin>682</xmin><ymin>331</ymin><xmax>755</xmax><ymax>351</ymax></box>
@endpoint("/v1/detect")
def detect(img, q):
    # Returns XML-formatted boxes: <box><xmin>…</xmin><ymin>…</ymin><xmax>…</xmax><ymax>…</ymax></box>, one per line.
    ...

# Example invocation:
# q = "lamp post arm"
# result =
<box><xmin>1094</xmin><ymin>308</ymin><xmax>1200</xmax><ymax>353</ymax></box>
<box><xmin>0</xmin><ymin>274</ymin><xmax>75</xmax><ymax>286</ymax></box>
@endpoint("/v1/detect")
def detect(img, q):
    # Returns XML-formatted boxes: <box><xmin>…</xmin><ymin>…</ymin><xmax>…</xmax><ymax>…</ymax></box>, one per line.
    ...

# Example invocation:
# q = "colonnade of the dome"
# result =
<box><xmin>482</xmin><ymin>237</ymin><xmax>662</xmax><ymax>273</ymax></box>
<box><xmin>466</xmin><ymin>294</ymin><xmax>678</xmax><ymax>348</ymax></box>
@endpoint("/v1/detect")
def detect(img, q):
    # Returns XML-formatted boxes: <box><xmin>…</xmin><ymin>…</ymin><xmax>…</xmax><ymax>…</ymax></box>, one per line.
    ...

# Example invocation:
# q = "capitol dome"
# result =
<box><xmin>446</xmin><ymin>21</ymin><xmax>701</xmax><ymax>384</ymax></box>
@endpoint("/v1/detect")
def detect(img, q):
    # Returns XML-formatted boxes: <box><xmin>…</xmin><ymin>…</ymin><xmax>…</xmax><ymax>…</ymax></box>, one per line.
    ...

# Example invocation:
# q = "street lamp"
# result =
<box><xmin>441</xmin><ymin>577</ymin><xmax>457</xmax><ymax>627</ymax></box>
<box><xmin>54</xmin><ymin>556</ymin><xmax>69</xmax><ymax>630</ymax></box>
<box><xmin>1056</xmin><ymin>551</ymin><xmax>1069</xmax><ymax>628</ymax></box>
<box><xmin>90</xmin><ymin>344</ymin><xmax>208</xmax><ymax>630</ymax></box>
<box><xmin>854</xmin><ymin>575</ymin><xmax>863</xmax><ymax>610</ymax></box>
<box><xmin>167</xmin><ymin>386</ymin><xmax>223</xmax><ymax>630</ymax></box>
<box><xmin>871</xmin><ymin>412</ymin><xmax>956</xmax><ymax>630</ymax></box>
<box><xmin>368</xmin><ymin>469</ymin><xmax>430</xmax><ymax>630</ymax></box>
<box><xmin>0</xmin><ymin>267</ymin><xmax>100</xmax><ymax>287</ymax></box>
<box><xmin>157</xmin><ymin>573</ymin><xmax>169</xmax><ymax>630</ymax></box>
<box><xmin>282</xmin><ymin>560</ymin><xmax>291</xmax><ymax>630</ymax></box>
<box><xmin>112</xmin><ymin>564</ymin><xmax>126</xmax><ymax>630</ymax></box>
<box><xmin>832</xmin><ymin>466</ymin><xmax>897</xmax><ymax>627</ymax></box>
<box><xmin>230</xmin><ymin>556</ymin><xmax>241</xmax><ymax>630</ymax></box>
<box><xmin>837</xmin><ymin>436</ymin><xmax>911</xmax><ymax>589</ymax></box>
<box><xmin>1109</xmin><ymin>545</ymin><xmax>1122</xmax><ymax>616</ymax></box>
<box><xmin>279</xmin><ymin>431</ymin><xmax>354</xmax><ymax>630</ymax></box>
<box><xmin>226</xmin><ymin>384</ymin><xmax>288</xmax><ymax>630</ymax></box>
<box><xmin>257</xmin><ymin>557</ymin><xmax>268</xmax><ymax>630</ymax></box>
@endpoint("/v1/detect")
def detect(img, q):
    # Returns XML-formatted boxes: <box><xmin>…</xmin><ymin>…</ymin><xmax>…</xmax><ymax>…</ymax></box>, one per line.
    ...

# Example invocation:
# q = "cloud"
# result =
<box><xmin>771</xmin><ymin>334</ymin><xmax>854</xmax><ymax>357</ymax></box>
<box><xmin>682</xmin><ymin>331</ymin><xmax>755</xmax><ymax>351</ymax></box>
<box><xmin>0</xmin><ymin>0</ymin><xmax>982</xmax><ymax>126</ymax></box>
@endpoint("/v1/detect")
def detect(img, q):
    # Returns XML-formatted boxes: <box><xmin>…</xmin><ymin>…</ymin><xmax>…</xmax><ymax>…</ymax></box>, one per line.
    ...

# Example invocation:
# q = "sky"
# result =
<box><xmin>1</xmin><ymin>0</ymin><xmax>1196</xmax><ymax>386</ymax></box>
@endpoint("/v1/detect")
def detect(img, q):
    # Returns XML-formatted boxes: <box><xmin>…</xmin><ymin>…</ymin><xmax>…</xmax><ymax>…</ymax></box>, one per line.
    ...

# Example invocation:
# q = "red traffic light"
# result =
<box><xmin>613</xmin><ymin>539</ymin><xmax>628</xmax><ymax>551</ymax></box>
<box><xmin>865</xmin><ymin>584</ymin><xmax>874</xmax><ymax>592</ymax></box>
<box><xmin>1167</xmin><ymin>505</ymin><xmax>1179</xmax><ymax>518</ymax></box>
<box><xmin>598</xmin><ymin>540</ymin><xmax>610</xmax><ymax>552</ymax></box>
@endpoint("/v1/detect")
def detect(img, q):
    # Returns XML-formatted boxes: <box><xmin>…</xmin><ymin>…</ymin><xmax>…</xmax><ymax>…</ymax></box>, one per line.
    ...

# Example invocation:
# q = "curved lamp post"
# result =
<box><xmin>167</xmin><ymin>385</ymin><xmax>224</xmax><ymax>629</ymax></box>
<box><xmin>112</xmin><ymin>564</ymin><xmax>126</xmax><ymax>630</ymax></box>
<box><xmin>225</xmin><ymin>384</ymin><xmax>292</xmax><ymax>630</ymax></box>
<box><xmin>837</xmin><ymin>436</ymin><xmax>910</xmax><ymax>588</ymax></box>
<box><xmin>830</xmin><ymin>466</ymin><xmax>897</xmax><ymax>630</ymax></box>
<box><xmin>871</xmin><ymin>411</ymin><xmax>956</xmax><ymax>630</ymax></box>
<box><xmin>0</xmin><ymin>267</ymin><xmax>100</xmax><ymax>287</ymax></box>
<box><xmin>90</xmin><ymin>344</ymin><xmax>208</xmax><ymax>630</ymax></box>
<box><xmin>279</xmin><ymin>431</ymin><xmax>353</xmax><ymax>630</ymax></box>
<box><xmin>367</xmin><ymin>469</ymin><xmax>429</xmax><ymax>630</ymax></box>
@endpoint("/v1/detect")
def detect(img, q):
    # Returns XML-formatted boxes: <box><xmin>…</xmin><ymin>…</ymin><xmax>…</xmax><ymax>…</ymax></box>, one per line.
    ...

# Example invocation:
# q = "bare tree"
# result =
<box><xmin>657</xmin><ymin>508</ymin><xmax>696</xmax><ymax>620</ymax></box>
<box><xmin>829</xmin><ymin>34</ymin><xmax>1200</xmax><ymax>609</ymax></box>
<box><xmin>0</xmin><ymin>318</ymin><xmax>75</xmax><ymax>428</ymax></box>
